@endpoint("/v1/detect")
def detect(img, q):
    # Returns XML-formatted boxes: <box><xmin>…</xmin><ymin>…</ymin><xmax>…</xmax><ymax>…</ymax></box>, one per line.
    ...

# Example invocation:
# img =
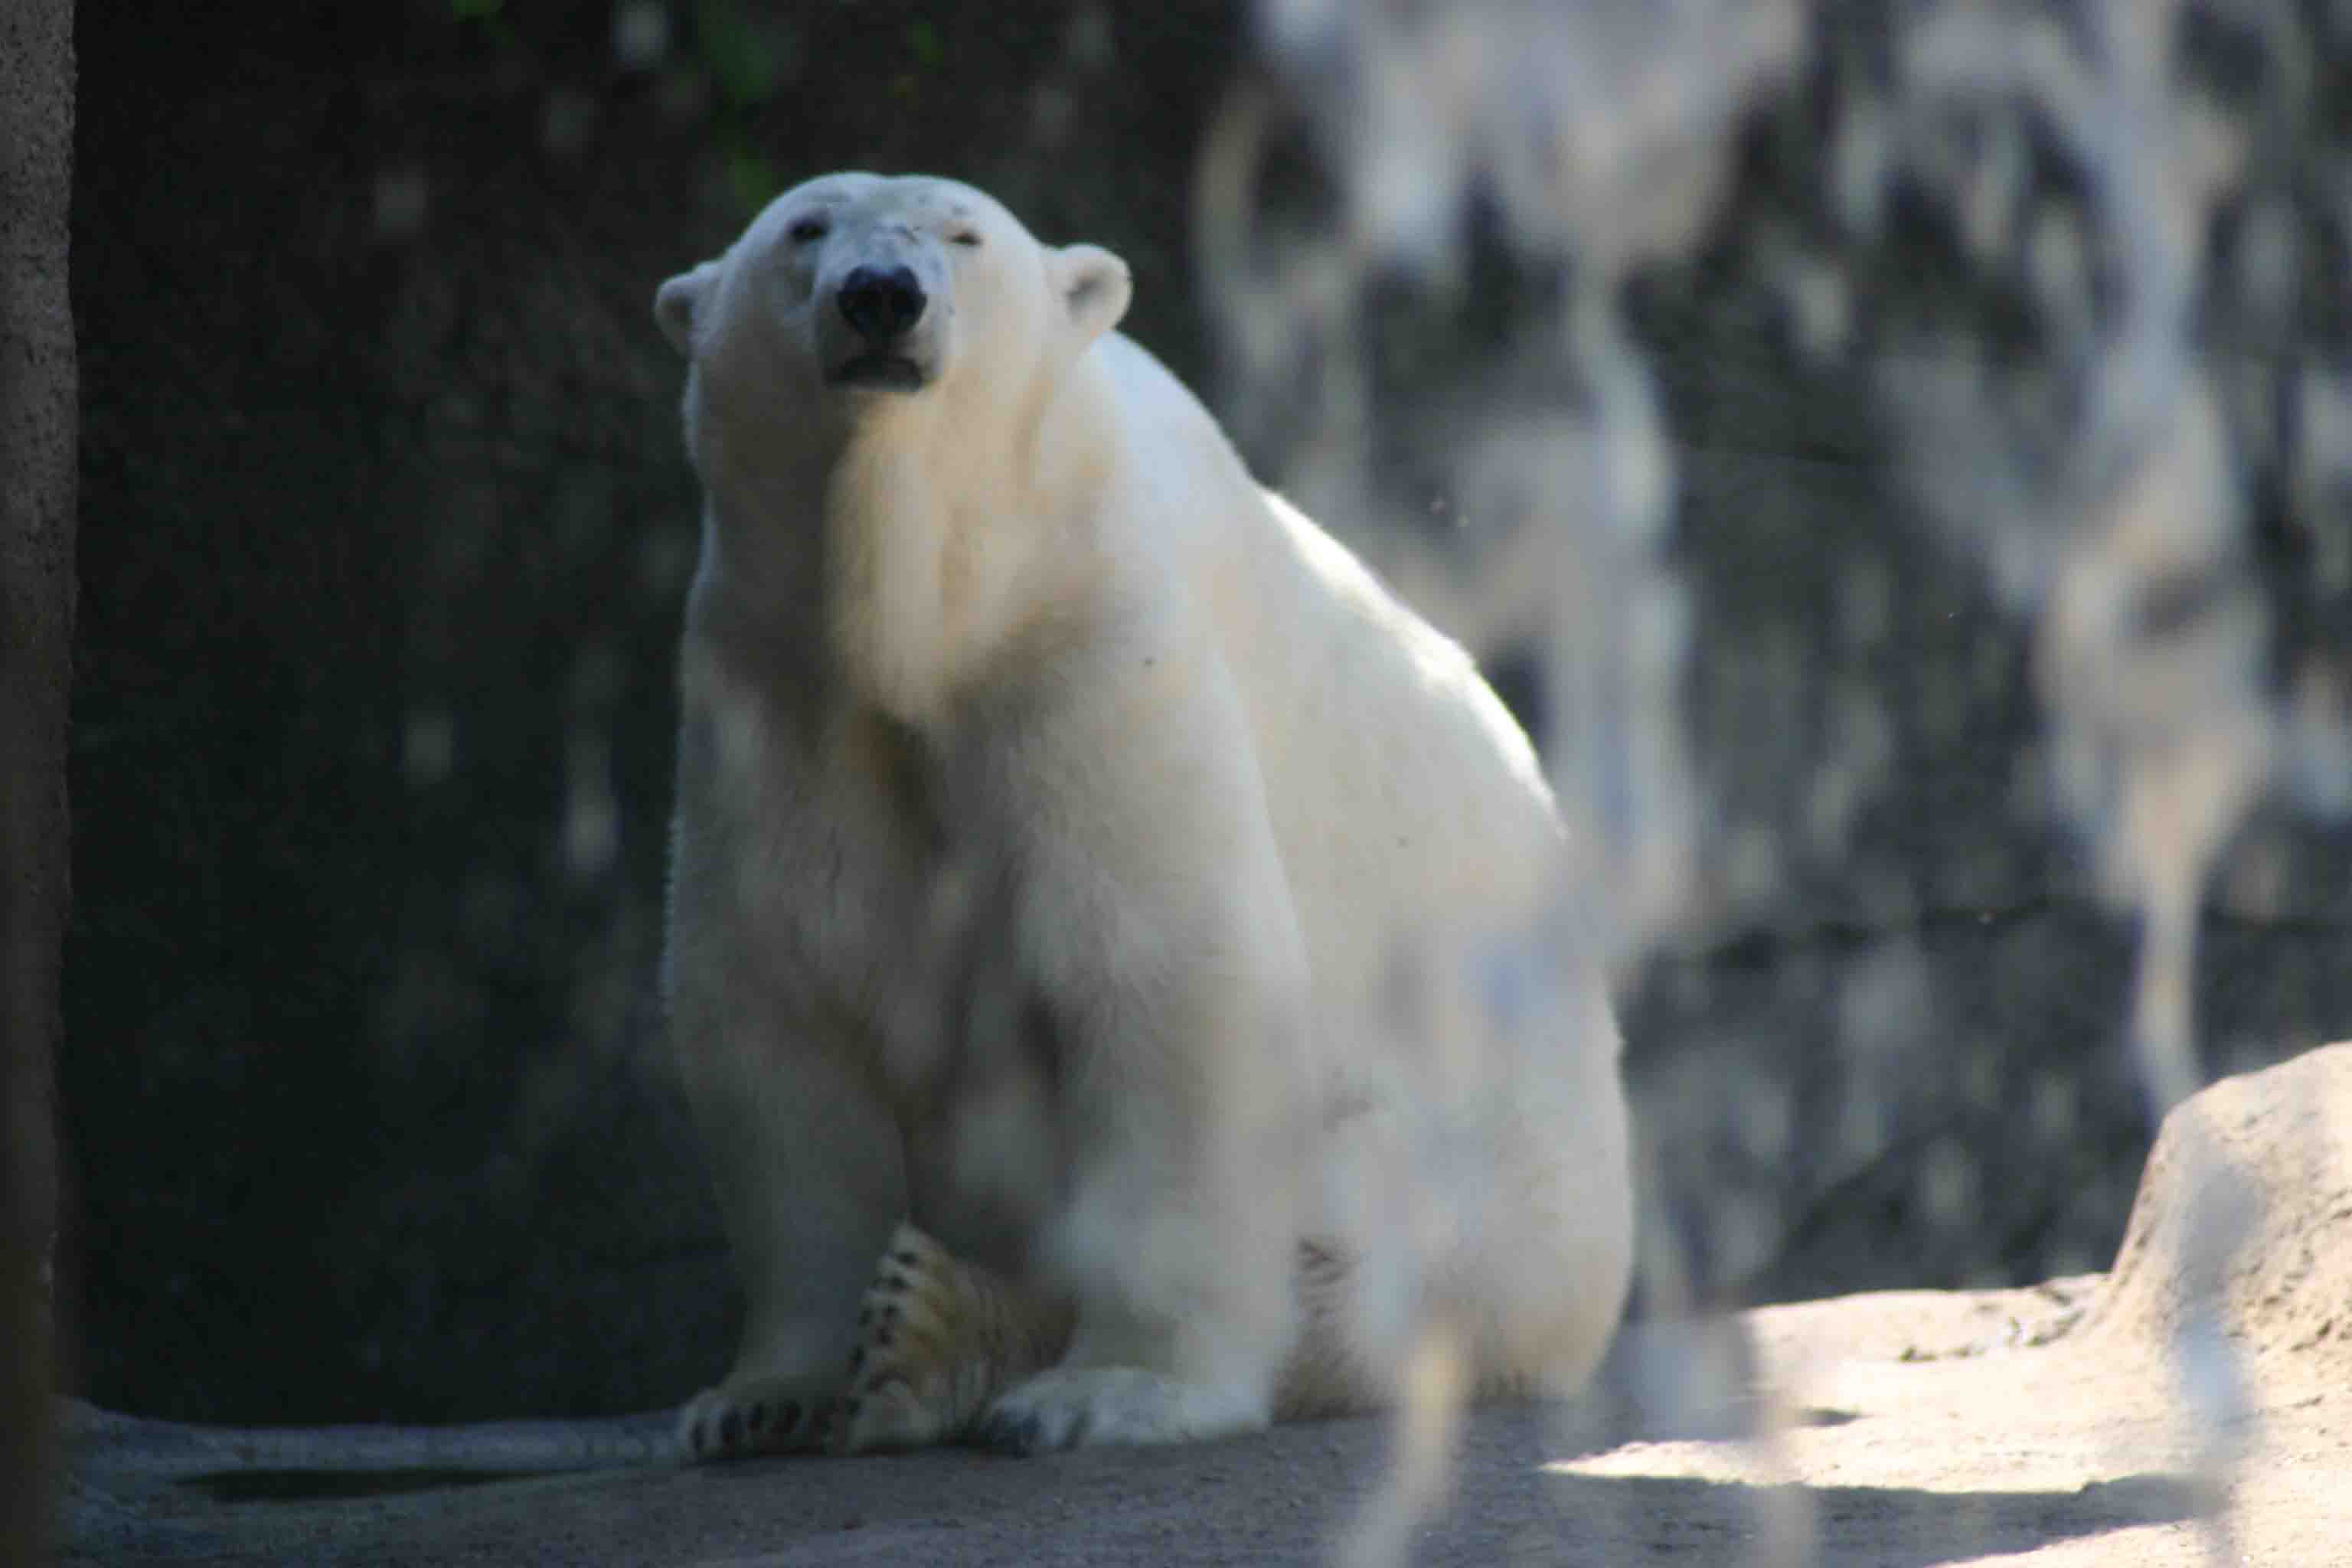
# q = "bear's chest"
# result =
<box><xmin>776</xmin><ymin>706</ymin><xmax>952</xmax><ymax>992</ymax></box>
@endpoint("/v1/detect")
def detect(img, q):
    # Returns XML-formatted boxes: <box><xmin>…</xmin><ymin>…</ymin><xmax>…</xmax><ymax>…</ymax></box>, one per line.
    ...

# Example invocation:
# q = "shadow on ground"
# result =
<box><xmin>65</xmin><ymin>1394</ymin><xmax>2195</xmax><ymax>1567</ymax></box>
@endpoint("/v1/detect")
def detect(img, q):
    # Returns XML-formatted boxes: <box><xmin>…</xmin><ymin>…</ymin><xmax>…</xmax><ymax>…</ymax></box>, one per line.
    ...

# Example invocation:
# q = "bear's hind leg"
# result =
<box><xmin>1462</xmin><ymin>1058</ymin><xmax>1635</xmax><ymax>1406</ymax></box>
<box><xmin>834</xmin><ymin>1223</ymin><xmax>1074</xmax><ymax>1454</ymax></box>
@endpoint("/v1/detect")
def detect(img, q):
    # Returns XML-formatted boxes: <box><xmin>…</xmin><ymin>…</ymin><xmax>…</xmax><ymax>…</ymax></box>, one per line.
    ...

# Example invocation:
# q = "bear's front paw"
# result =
<box><xmin>977</xmin><ymin>1366</ymin><xmax>1267</xmax><ymax>1453</ymax></box>
<box><xmin>833</xmin><ymin>1223</ymin><xmax>985</xmax><ymax>1454</ymax></box>
<box><xmin>676</xmin><ymin>1377</ymin><xmax>835</xmax><ymax>1462</ymax></box>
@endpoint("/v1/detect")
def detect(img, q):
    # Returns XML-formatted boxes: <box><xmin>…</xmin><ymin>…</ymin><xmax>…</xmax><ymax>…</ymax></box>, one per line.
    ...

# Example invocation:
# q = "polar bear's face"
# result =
<box><xmin>655</xmin><ymin>174</ymin><xmax>1131</xmax><ymax>426</ymax></box>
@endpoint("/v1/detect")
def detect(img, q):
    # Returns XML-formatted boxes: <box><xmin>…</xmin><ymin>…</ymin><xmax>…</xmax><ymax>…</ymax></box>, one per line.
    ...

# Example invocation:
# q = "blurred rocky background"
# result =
<box><xmin>64</xmin><ymin>0</ymin><xmax>2351</xmax><ymax>1426</ymax></box>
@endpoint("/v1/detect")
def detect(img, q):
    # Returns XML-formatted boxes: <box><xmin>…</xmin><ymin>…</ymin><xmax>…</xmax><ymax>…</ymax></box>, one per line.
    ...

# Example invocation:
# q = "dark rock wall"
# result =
<box><xmin>1614</xmin><ymin>7</ymin><xmax>2352</xmax><ymax>1303</ymax></box>
<box><xmin>64</xmin><ymin>0</ymin><xmax>2350</xmax><ymax>1423</ymax></box>
<box><xmin>68</xmin><ymin>0</ymin><xmax>1241</xmax><ymax>1425</ymax></box>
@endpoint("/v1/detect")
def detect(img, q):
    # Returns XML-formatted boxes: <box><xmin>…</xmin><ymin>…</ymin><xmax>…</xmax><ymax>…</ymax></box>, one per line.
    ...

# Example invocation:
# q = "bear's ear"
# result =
<box><xmin>654</xmin><ymin>260</ymin><xmax>722</xmax><ymax>356</ymax></box>
<box><xmin>1050</xmin><ymin>243</ymin><xmax>1131</xmax><ymax>347</ymax></box>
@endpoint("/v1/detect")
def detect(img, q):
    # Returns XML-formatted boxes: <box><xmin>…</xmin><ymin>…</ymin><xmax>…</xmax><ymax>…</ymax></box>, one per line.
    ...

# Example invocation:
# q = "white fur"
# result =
<box><xmin>656</xmin><ymin>173</ymin><xmax>1634</xmax><ymax>1456</ymax></box>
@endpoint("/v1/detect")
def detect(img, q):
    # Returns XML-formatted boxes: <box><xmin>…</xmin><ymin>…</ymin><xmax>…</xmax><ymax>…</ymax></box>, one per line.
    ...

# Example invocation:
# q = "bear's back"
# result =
<box><xmin>1089</xmin><ymin>333</ymin><xmax>1566</xmax><ymax>1048</ymax></box>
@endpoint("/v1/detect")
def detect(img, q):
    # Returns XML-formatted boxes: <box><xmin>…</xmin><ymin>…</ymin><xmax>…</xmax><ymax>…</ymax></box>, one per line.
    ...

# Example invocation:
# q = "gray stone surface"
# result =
<box><xmin>47</xmin><ymin>1358</ymin><xmax>2197</xmax><ymax>1568</ymax></box>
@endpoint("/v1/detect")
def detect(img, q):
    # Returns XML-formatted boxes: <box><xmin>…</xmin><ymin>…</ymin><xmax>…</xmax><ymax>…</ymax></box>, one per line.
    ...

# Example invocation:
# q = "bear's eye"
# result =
<box><xmin>950</xmin><ymin>230</ymin><xmax>982</xmax><ymax>249</ymax></box>
<box><xmin>787</xmin><ymin>216</ymin><xmax>828</xmax><ymax>244</ymax></box>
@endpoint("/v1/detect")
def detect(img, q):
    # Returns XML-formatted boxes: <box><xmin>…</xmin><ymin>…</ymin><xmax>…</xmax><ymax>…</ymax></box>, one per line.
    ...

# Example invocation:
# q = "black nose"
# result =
<box><xmin>837</xmin><ymin>264</ymin><xmax>926</xmax><ymax>343</ymax></box>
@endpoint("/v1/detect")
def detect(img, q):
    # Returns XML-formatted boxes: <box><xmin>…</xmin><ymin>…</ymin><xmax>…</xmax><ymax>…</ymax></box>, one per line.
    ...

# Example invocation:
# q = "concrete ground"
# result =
<box><xmin>61</xmin><ymin>1047</ymin><xmax>2352</xmax><ymax>1566</ymax></box>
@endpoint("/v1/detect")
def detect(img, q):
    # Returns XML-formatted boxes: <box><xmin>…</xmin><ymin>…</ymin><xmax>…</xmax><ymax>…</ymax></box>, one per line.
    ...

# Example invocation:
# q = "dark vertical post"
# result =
<box><xmin>0</xmin><ymin>0</ymin><xmax>78</xmax><ymax>1559</ymax></box>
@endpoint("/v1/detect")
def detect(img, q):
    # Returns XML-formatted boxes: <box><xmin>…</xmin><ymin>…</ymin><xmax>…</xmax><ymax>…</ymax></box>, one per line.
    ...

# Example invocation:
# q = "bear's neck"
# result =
<box><xmin>707</xmin><ymin>377</ymin><xmax>1117</xmax><ymax>733</ymax></box>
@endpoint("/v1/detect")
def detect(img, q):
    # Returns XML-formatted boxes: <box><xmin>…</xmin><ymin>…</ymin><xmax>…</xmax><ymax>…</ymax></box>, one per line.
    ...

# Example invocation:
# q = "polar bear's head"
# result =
<box><xmin>655</xmin><ymin>174</ymin><xmax>1131</xmax><ymax>429</ymax></box>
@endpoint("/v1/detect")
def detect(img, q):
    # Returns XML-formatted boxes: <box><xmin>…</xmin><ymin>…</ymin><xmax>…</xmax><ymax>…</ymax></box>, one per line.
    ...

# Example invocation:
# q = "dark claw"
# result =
<box><xmin>747</xmin><ymin>1401</ymin><xmax>769</xmax><ymax>1434</ymax></box>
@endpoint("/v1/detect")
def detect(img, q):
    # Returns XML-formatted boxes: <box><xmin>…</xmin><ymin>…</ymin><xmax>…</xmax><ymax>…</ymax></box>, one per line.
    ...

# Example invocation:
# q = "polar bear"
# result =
<box><xmin>652</xmin><ymin>172</ymin><xmax>1632</xmax><ymax>1459</ymax></box>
